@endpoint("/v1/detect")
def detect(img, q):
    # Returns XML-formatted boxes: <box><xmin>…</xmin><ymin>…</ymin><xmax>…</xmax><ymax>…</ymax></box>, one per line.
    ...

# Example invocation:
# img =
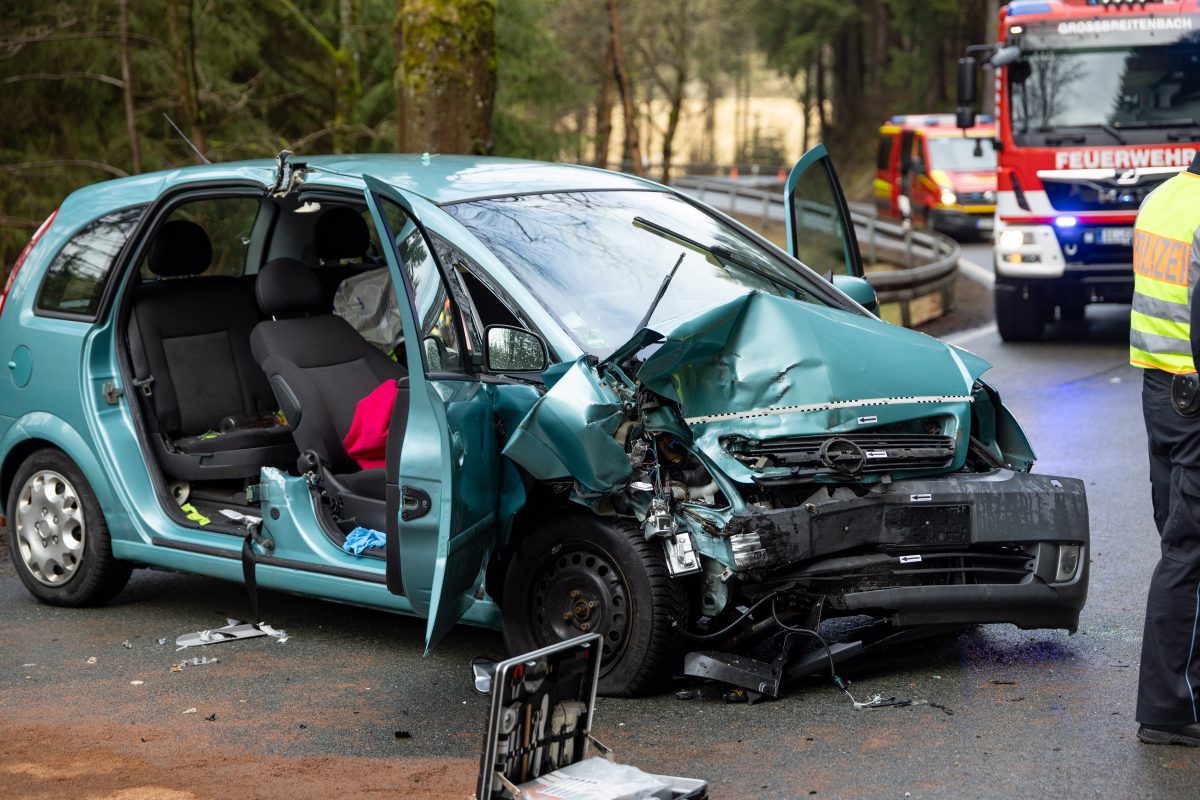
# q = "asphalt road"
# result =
<box><xmin>4</xmin><ymin>243</ymin><xmax>1199</xmax><ymax>798</ymax></box>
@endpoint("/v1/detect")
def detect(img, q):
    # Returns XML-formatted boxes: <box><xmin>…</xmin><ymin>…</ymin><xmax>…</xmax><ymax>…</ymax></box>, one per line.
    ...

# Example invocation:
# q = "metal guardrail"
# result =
<box><xmin>674</xmin><ymin>176</ymin><xmax>962</xmax><ymax>327</ymax></box>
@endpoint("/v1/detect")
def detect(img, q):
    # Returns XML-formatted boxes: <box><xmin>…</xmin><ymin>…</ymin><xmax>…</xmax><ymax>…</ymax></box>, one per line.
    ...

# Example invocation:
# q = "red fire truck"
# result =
<box><xmin>957</xmin><ymin>0</ymin><xmax>1200</xmax><ymax>341</ymax></box>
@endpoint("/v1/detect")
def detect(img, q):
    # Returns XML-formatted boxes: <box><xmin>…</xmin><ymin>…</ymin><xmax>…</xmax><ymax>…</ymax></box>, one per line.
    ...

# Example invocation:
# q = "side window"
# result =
<box><xmin>875</xmin><ymin>135</ymin><xmax>893</xmax><ymax>171</ymax></box>
<box><xmin>142</xmin><ymin>197</ymin><xmax>261</xmax><ymax>278</ymax></box>
<box><xmin>36</xmin><ymin>205</ymin><xmax>146</xmax><ymax>318</ymax></box>
<box><xmin>379</xmin><ymin>200</ymin><xmax>470</xmax><ymax>373</ymax></box>
<box><xmin>913</xmin><ymin>134</ymin><xmax>927</xmax><ymax>171</ymax></box>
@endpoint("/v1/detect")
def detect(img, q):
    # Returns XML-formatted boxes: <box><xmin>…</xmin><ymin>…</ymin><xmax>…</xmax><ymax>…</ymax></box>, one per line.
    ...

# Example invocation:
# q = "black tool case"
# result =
<box><xmin>475</xmin><ymin>634</ymin><xmax>708</xmax><ymax>800</ymax></box>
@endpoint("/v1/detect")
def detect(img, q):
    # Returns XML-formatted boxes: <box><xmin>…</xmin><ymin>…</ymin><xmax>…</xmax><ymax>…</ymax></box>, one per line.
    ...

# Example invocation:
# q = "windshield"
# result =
<box><xmin>927</xmin><ymin>137</ymin><xmax>997</xmax><ymax>171</ymax></box>
<box><xmin>1010</xmin><ymin>34</ymin><xmax>1200</xmax><ymax>142</ymax></box>
<box><xmin>444</xmin><ymin>190</ymin><xmax>827</xmax><ymax>355</ymax></box>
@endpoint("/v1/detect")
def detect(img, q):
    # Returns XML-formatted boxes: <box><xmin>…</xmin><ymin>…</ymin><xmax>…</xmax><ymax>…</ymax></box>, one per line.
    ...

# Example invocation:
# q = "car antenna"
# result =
<box><xmin>162</xmin><ymin>113</ymin><xmax>211</xmax><ymax>165</ymax></box>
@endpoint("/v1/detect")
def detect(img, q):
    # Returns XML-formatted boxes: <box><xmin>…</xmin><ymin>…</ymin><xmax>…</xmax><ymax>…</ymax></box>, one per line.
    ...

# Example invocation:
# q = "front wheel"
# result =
<box><xmin>6</xmin><ymin>448</ymin><xmax>131</xmax><ymax>606</ymax></box>
<box><xmin>500</xmin><ymin>514</ymin><xmax>688</xmax><ymax>697</ymax></box>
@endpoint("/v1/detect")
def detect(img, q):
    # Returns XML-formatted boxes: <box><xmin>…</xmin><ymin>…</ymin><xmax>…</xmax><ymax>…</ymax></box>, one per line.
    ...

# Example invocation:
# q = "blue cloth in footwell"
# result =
<box><xmin>342</xmin><ymin>526</ymin><xmax>386</xmax><ymax>556</ymax></box>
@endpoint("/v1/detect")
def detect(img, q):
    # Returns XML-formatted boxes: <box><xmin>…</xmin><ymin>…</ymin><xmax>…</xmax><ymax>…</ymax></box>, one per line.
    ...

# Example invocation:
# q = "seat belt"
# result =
<box><xmin>126</xmin><ymin>311</ymin><xmax>156</xmax><ymax>399</ymax></box>
<box><xmin>241</xmin><ymin>520</ymin><xmax>274</xmax><ymax>624</ymax></box>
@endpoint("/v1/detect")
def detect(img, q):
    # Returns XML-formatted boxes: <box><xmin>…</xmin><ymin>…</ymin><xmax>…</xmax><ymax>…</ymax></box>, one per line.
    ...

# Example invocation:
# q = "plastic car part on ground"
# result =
<box><xmin>175</xmin><ymin>619</ymin><xmax>288</xmax><ymax>650</ymax></box>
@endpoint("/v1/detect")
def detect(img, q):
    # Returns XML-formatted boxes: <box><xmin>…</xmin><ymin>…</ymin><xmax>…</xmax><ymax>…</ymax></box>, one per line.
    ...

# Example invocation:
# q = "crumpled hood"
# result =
<box><xmin>503</xmin><ymin>291</ymin><xmax>992</xmax><ymax>494</ymax></box>
<box><xmin>624</xmin><ymin>292</ymin><xmax>992</xmax><ymax>484</ymax></box>
<box><xmin>634</xmin><ymin>292</ymin><xmax>986</xmax><ymax>422</ymax></box>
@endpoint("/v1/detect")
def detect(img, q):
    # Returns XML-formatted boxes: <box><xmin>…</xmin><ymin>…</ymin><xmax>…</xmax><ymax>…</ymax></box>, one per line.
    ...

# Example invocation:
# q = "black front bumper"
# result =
<box><xmin>730</xmin><ymin>470</ymin><xmax>1090</xmax><ymax>632</ymax></box>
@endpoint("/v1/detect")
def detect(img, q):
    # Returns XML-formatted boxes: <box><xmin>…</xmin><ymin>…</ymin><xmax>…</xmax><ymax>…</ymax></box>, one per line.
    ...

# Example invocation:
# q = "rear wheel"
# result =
<box><xmin>995</xmin><ymin>286</ymin><xmax>1048</xmax><ymax>342</ymax></box>
<box><xmin>6</xmin><ymin>448</ymin><xmax>130</xmax><ymax>606</ymax></box>
<box><xmin>501</xmin><ymin>514</ymin><xmax>688</xmax><ymax>696</ymax></box>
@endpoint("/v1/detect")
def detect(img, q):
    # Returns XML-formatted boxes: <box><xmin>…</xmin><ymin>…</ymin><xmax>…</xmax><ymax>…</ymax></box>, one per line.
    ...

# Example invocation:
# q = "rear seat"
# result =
<box><xmin>126</xmin><ymin>219</ymin><xmax>297</xmax><ymax>480</ymax></box>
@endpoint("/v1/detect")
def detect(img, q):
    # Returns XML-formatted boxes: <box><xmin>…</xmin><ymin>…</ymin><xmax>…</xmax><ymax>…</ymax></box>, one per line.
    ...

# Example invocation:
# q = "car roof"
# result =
<box><xmin>60</xmin><ymin>154</ymin><xmax>667</xmax><ymax>212</ymax></box>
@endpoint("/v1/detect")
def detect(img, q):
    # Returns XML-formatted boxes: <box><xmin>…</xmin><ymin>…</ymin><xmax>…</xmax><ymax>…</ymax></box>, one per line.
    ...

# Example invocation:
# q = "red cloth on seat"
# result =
<box><xmin>342</xmin><ymin>380</ymin><xmax>398</xmax><ymax>469</ymax></box>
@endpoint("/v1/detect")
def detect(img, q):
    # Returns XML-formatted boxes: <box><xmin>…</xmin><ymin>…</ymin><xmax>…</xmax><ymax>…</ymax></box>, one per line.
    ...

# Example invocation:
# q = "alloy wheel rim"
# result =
<box><xmin>15</xmin><ymin>470</ymin><xmax>86</xmax><ymax>586</ymax></box>
<box><xmin>530</xmin><ymin>544</ymin><xmax>631</xmax><ymax>671</ymax></box>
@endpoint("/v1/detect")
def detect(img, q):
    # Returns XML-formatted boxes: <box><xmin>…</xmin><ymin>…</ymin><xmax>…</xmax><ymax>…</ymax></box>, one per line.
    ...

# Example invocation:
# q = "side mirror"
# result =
<box><xmin>956</xmin><ymin>56</ymin><xmax>978</xmax><ymax>106</ymax></box>
<box><xmin>897</xmin><ymin>194</ymin><xmax>913</xmax><ymax>220</ymax></box>
<box><xmin>485</xmin><ymin>325</ymin><xmax>548</xmax><ymax>373</ymax></box>
<box><xmin>832</xmin><ymin>274</ymin><xmax>879</xmax><ymax>314</ymax></box>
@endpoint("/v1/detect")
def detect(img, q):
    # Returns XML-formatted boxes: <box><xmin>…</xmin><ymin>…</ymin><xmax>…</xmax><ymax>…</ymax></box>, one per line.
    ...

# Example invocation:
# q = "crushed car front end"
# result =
<box><xmin>504</xmin><ymin>290</ymin><xmax>1089</xmax><ymax>646</ymax></box>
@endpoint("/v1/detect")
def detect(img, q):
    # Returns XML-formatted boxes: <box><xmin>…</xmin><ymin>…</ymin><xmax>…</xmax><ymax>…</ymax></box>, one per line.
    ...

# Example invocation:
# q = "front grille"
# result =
<box><xmin>726</xmin><ymin>432</ymin><xmax>956</xmax><ymax>479</ymax></box>
<box><xmin>1043</xmin><ymin>175</ymin><xmax>1170</xmax><ymax>213</ymax></box>
<box><xmin>957</xmin><ymin>191</ymin><xmax>993</xmax><ymax>206</ymax></box>
<box><xmin>808</xmin><ymin>549</ymin><xmax>1033</xmax><ymax>593</ymax></box>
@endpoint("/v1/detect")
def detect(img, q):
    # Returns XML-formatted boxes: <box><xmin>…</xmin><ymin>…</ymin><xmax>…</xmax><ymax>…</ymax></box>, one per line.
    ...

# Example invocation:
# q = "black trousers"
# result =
<box><xmin>1137</xmin><ymin>371</ymin><xmax>1200</xmax><ymax>725</ymax></box>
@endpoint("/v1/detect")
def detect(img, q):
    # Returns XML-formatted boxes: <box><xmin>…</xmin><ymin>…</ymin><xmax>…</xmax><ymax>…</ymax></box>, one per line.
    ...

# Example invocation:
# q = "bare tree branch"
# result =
<box><xmin>1</xmin><ymin>72</ymin><xmax>125</xmax><ymax>88</ymax></box>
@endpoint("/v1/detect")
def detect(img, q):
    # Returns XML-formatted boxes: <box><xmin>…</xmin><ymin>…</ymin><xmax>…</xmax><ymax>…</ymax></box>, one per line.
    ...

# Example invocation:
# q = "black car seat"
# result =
<box><xmin>249</xmin><ymin>257</ymin><xmax>407</xmax><ymax>530</ymax></box>
<box><xmin>126</xmin><ymin>220</ymin><xmax>297</xmax><ymax>480</ymax></box>
<box><xmin>311</xmin><ymin>205</ymin><xmax>379</xmax><ymax>300</ymax></box>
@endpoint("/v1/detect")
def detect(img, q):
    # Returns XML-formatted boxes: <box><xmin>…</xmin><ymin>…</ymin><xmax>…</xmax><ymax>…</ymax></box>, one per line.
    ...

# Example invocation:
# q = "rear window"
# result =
<box><xmin>36</xmin><ymin>205</ymin><xmax>146</xmax><ymax>318</ymax></box>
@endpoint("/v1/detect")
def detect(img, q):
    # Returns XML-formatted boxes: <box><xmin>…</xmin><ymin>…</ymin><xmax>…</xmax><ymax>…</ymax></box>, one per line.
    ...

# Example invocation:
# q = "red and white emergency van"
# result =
<box><xmin>874</xmin><ymin>115</ymin><xmax>998</xmax><ymax>239</ymax></box>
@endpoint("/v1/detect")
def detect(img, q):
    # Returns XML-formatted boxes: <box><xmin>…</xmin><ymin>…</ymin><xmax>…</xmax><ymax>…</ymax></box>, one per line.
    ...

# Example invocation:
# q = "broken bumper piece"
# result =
<box><xmin>731</xmin><ymin>469</ymin><xmax>1089</xmax><ymax>632</ymax></box>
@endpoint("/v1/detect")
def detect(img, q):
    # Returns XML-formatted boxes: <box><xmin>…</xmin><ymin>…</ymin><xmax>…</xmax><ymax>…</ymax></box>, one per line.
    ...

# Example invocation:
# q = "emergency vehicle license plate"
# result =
<box><xmin>1099</xmin><ymin>227</ymin><xmax>1133</xmax><ymax>246</ymax></box>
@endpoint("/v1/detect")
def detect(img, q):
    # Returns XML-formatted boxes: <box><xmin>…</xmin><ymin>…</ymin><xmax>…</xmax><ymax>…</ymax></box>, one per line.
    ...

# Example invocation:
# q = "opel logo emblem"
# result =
<box><xmin>818</xmin><ymin>437</ymin><xmax>867</xmax><ymax>476</ymax></box>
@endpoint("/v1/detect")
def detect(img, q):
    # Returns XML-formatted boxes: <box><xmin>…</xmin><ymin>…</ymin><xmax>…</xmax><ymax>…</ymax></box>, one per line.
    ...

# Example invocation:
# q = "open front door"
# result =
<box><xmin>784</xmin><ymin>144</ymin><xmax>864</xmax><ymax>278</ymax></box>
<box><xmin>363</xmin><ymin>175</ymin><xmax>500</xmax><ymax>651</ymax></box>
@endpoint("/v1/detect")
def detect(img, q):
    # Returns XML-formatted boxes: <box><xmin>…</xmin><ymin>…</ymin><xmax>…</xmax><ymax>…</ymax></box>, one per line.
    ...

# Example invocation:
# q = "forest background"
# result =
<box><xmin>0</xmin><ymin>0</ymin><xmax>996</xmax><ymax>267</ymax></box>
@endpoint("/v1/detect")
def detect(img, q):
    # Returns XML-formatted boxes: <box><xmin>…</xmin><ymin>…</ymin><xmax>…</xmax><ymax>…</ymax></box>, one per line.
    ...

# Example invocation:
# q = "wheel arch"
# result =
<box><xmin>485</xmin><ymin>483</ymin><xmax>594</xmax><ymax>607</ymax></box>
<box><xmin>0</xmin><ymin>416</ymin><xmax>115</xmax><ymax>523</ymax></box>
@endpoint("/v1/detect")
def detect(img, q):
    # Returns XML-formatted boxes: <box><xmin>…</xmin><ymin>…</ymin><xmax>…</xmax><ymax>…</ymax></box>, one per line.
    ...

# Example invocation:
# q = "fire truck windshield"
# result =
<box><xmin>1009</xmin><ymin>27</ymin><xmax>1200</xmax><ymax>145</ymax></box>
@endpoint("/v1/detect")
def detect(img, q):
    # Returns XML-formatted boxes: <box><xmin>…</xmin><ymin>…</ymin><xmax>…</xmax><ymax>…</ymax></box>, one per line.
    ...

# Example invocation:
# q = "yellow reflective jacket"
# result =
<box><xmin>1130</xmin><ymin>165</ymin><xmax>1200</xmax><ymax>374</ymax></box>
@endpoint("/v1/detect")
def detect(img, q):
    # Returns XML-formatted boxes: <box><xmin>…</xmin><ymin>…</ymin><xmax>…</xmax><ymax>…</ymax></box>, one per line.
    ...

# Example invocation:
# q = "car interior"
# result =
<box><xmin>119</xmin><ymin>190</ymin><xmax>535</xmax><ymax>553</ymax></box>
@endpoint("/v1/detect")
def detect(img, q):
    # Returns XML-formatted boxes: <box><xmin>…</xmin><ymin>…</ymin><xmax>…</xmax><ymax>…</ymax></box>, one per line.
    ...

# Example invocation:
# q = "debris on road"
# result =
<box><xmin>183</xmin><ymin>708</ymin><xmax>197</xmax><ymax>714</ymax></box>
<box><xmin>204</xmin><ymin>713</ymin><xmax>217</xmax><ymax>721</ymax></box>
<box><xmin>86</xmin><ymin>656</ymin><xmax>97</xmax><ymax>664</ymax></box>
<box><xmin>173</xmin><ymin>656</ymin><xmax>220</xmax><ymax>672</ymax></box>
<box><xmin>394</xmin><ymin>730</ymin><xmax>412</xmax><ymax>740</ymax></box>
<box><xmin>122</xmin><ymin>640</ymin><xmax>132</xmax><ymax>649</ymax></box>
<box><xmin>157</xmin><ymin>638</ymin><xmax>167</xmax><ymax>645</ymax></box>
<box><xmin>175</xmin><ymin>620</ymin><xmax>288</xmax><ymax>649</ymax></box>
<box><xmin>130</xmin><ymin>680</ymin><xmax>144</xmax><ymax>685</ymax></box>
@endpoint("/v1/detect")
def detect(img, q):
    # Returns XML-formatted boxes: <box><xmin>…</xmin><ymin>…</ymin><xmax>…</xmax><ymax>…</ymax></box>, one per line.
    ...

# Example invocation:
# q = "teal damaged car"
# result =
<box><xmin>0</xmin><ymin>147</ymin><xmax>1087</xmax><ymax>696</ymax></box>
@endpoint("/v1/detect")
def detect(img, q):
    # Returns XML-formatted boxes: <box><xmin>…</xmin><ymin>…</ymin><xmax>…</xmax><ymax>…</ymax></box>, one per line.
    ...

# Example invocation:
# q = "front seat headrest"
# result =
<box><xmin>314</xmin><ymin>206</ymin><xmax>371</xmax><ymax>262</ymax></box>
<box><xmin>257</xmin><ymin>258</ymin><xmax>325</xmax><ymax>318</ymax></box>
<box><xmin>147</xmin><ymin>220</ymin><xmax>212</xmax><ymax>277</ymax></box>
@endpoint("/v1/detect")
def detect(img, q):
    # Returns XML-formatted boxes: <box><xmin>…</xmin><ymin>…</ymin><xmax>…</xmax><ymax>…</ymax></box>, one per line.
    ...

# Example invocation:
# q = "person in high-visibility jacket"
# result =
<box><xmin>1132</xmin><ymin>151</ymin><xmax>1200</xmax><ymax>746</ymax></box>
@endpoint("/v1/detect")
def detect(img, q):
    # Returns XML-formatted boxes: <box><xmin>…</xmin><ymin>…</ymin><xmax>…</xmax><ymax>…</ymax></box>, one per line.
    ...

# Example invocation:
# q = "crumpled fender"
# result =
<box><xmin>500</xmin><ymin>356</ymin><xmax>632</xmax><ymax>494</ymax></box>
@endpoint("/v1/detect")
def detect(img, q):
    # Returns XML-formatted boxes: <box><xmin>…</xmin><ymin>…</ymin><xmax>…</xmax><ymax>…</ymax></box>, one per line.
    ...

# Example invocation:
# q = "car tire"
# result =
<box><xmin>6</xmin><ymin>448</ymin><xmax>131</xmax><ymax>606</ymax></box>
<box><xmin>500</xmin><ymin>513</ymin><xmax>688</xmax><ymax>697</ymax></box>
<box><xmin>995</xmin><ymin>287</ymin><xmax>1047</xmax><ymax>342</ymax></box>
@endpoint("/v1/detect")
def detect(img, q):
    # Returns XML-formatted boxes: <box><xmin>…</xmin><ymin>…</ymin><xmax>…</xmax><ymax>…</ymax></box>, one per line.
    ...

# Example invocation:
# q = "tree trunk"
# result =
<box><xmin>658</xmin><ymin>1</ymin><xmax>691</xmax><ymax>184</ymax></box>
<box><xmin>605</xmin><ymin>0</ymin><xmax>643</xmax><ymax>176</ymax></box>
<box><xmin>594</xmin><ymin>40</ymin><xmax>615</xmax><ymax>168</ymax></box>
<box><xmin>165</xmin><ymin>0</ymin><xmax>205</xmax><ymax>160</ymax></box>
<box><xmin>118</xmin><ymin>0</ymin><xmax>141</xmax><ymax>173</ymax></box>
<box><xmin>396</xmin><ymin>0</ymin><xmax>497</xmax><ymax>154</ymax></box>
<box><xmin>334</xmin><ymin>0</ymin><xmax>361</xmax><ymax>153</ymax></box>
<box><xmin>393</xmin><ymin>9</ymin><xmax>407</xmax><ymax>152</ymax></box>
<box><xmin>815</xmin><ymin>51</ymin><xmax>828</xmax><ymax>143</ymax></box>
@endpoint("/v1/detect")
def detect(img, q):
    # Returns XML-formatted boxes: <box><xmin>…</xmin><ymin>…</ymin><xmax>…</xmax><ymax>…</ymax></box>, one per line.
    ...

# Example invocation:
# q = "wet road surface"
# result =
<box><xmin>3</xmin><ymin>249</ymin><xmax>1200</xmax><ymax>798</ymax></box>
